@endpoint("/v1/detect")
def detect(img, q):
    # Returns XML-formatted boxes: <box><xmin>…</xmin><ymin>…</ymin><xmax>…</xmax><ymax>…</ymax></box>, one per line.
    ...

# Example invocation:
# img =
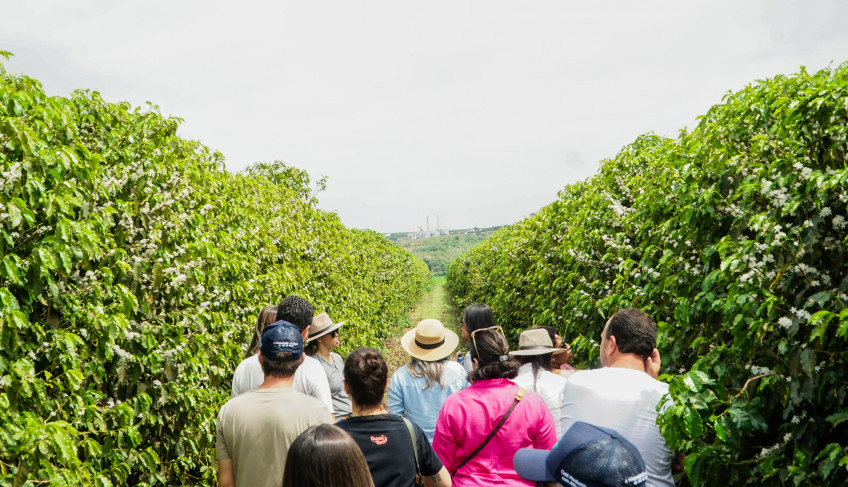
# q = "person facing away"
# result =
<box><xmin>457</xmin><ymin>303</ymin><xmax>495</xmax><ymax>373</ymax></box>
<box><xmin>305</xmin><ymin>312</ymin><xmax>353</xmax><ymax>420</ymax></box>
<box><xmin>216</xmin><ymin>321</ymin><xmax>333</xmax><ymax>487</ymax></box>
<box><xmin>433</xmin><ymin>325</ymin><xmax>557</xmax><ymax>487</ymax></box>
<box><xmin>388</xmin><ymin>318</ymin><xmax>467</xmax><ymax>442</ymax></box>
<box><xmin>336</xmin><ymin>348</ymin><xmax>451</xmax><ymax>487</ymax></box>
<box><xmin>559</xmin><ymin>308</ymin><xmax>674</xmax><ymax>487</ymax></box>
<box><xmin>282</xmin><ymin>423</ymin><xmax>375</xmax><ymax>487</ymax></box>
<box><xmin>513</xmin><ymin>421</ymin><xmax>648</xmax><ymax>487</ymax></box>
<box><xmin>230</xmin><ymin>296</ymin><xmax>335</xmax><ymax>416</ymax></box>
<box><xmin>509</xmin><ymin>328</ymin><xmax>568</xmax><ymax>437</ymax></box>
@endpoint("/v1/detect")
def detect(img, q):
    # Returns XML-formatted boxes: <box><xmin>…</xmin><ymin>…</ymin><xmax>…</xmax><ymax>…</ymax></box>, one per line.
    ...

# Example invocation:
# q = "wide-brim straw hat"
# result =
<box><xmin>308</xmin><ymin>312</ymin><xmax>345</xmax><ymax>341</ymax></box>
<box><xmin>401</xmin><ymin>319</ymin><xmax>459</xmax><ymax>361</ymax></box>
<box><xmin>509</xmin><ymin>328</ymin><xmax>564</xmax><ymax>356</ymax></box>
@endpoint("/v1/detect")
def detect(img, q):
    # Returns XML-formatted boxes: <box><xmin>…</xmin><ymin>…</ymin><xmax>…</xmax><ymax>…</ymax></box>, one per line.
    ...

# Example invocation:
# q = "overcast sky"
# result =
<box><xmin>2</xmin><ymin>1</ymin><xmax>848</xmax><ymax>233</ymax></box>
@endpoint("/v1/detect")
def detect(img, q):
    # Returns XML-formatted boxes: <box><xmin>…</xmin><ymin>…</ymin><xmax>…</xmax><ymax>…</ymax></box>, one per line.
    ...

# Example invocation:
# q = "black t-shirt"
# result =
<box><xmin>337</xmin><ymin>414</ymin><xmax>444</xmax><ymax>487</ymax></box>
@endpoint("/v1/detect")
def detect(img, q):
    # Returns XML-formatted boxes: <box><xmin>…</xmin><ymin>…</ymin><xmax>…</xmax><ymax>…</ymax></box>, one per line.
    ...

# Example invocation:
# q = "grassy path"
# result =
<box><xmin>383</xmin><ymin>276</ymin><xmax>462</xmax><ymax>374</ymax></box>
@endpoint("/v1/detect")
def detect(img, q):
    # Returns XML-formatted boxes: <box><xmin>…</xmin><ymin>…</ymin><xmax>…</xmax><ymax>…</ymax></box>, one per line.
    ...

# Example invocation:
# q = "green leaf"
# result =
<box><xmin>51</xmin><ymin>432</ymin><xmax>76</xmax><ymax>463</ymax></box>
<box><xmin>684</xmin><ymin>407</ymin><xmax>704</xmax><ymax>437</ymax></box>
<box><xmin>826</xmin><ymin>410</ymin><xmax>848</xmax><ymax>427</ymax></box>
<box><xmin>7</xmin><ymin>201</ymin><xmax>22</xmax><ymax>228</ymax></box>
<box><xmin>1</xmin><ymin>255</ymin><xmax>23</xmax><ymax>284</ymax></box>
<box><xmin>715</xmin><ymin>417</ymin><xmax>729</xmax><ymax>442</ymax></box>
<box><xmin>115</xmin><ymin>284</ymin><xmax>138</xmax><ymax>314</ymax></box>
<box><xmin>0</xmin><ymin>288</ymin><xmax>20</xmax><ymax>314</ymax></box>
<box><xmin>36</xmin><ymin>247</ymin><xmax>58</xmax><ymax>271</ymax></box>
<box><xmin>6</xmin><ymin>310</ymin><xmax>28</xmax><ymax>329</ymax></box>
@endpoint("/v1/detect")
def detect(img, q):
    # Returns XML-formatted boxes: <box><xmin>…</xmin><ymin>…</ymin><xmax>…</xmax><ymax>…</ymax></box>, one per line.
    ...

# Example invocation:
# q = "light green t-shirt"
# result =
<box><xmin>216</xmin><ymin>386</ymin><xmax>333</xmax><ymax>487</ymax></box>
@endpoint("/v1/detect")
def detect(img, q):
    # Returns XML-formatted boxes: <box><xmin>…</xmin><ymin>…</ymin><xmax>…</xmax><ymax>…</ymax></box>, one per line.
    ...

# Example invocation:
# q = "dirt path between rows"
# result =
<box><xmin>383</xmin><ymin>277</ymin><xmax>462</xmax><ymax>375</ymax></box>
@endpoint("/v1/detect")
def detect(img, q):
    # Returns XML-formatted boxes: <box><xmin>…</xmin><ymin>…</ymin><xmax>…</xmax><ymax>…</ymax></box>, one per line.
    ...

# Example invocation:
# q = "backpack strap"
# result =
<box><xmin>451</xmin><ymin>387</ymin><xmax>526</xmax><ymax>477</ymax></box>
<box><xmin>401</xmin><ymin>417</ymin><xmax>422</xmax><ymax>482</ymax></box>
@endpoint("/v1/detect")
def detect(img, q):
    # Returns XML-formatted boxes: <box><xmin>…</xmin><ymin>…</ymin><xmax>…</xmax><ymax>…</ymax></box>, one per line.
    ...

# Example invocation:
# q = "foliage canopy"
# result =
<box><xmin>0</xmin><ymin>62</ymin><xmax>429</xmax><ymax>485</ymax></box>
<box><xmin>447</xmin><ymin>63</ymin><xmax>848</xmax><ymax>486</ymax></box>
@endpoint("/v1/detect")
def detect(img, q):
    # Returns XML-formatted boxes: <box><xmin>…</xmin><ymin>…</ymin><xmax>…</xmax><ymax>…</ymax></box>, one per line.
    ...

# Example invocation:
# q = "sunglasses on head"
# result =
<box><xmin>470</xmin><ymin>325</ymin><xmax>504</xmax><ymax>358</ymax></box>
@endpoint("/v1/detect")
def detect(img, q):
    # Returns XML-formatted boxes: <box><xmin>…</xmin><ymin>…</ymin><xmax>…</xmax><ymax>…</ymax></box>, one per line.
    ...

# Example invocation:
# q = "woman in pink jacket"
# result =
<box><xmin>433</xmin><ymin>326</ymin><xmax>557</xmax><ymax>486</ymax></box>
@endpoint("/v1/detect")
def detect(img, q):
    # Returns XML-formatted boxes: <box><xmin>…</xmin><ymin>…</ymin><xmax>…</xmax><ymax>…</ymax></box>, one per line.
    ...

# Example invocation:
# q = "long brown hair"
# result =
<box><xmin>245</xmin><ymin>305</ymin><xmax>278</xmax><ymax>358</ymax></box>
<box><xmin>282</xmin><ymin>424</ymin><xmax>373</xmax><ymax>487</ymax></box>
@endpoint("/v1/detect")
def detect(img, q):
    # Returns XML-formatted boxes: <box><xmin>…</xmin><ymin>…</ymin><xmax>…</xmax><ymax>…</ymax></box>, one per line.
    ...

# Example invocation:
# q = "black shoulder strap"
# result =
<box><xmin>401</xmin><ymin>417</ymin><xmax>421</xmax><ymax>478</ymax></box>
<box><xmin>451</xmin><ymin>387</ymin><xmax>525</xmax><ymax>477</ymax></box>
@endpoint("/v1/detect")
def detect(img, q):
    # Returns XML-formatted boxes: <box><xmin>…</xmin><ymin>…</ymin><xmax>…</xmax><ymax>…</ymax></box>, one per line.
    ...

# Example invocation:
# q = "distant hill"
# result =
<box><xmin>391</xmin><ymin>226</ymin><xmax>504</xmax><ymax>276</ymax></box>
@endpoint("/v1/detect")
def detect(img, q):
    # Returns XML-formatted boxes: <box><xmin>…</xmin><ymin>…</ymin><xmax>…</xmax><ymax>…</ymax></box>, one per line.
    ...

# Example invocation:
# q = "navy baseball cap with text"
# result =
<box><xmin>513</xmin><ymin>421</ymin><xmax>648</xmax><ymax>487</ymax></box>
<box><xmin>260</xmin><ymin>320</ymin><xmax>304</xmax><ymax>360</ymax></box>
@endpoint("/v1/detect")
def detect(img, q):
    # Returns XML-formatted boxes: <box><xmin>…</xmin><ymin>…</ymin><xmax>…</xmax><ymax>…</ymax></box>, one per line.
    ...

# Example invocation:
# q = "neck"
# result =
<box><xmin>317</xmin><ymin>344</ymin><xmax>333</xmax><ymax>360</ymax></box>
<box><xmin>258</xmin><ymin>374</ymin><xmax>295</xmax><ymax>389</ymax></box>
<box><xmin>352</xmin><ymin>403</ymin><xmax>387</xmax><ymax>417</ymax></box>
<box><xmin>605</xmin><ymin>353</ymin><xmax>648</xmax><ymax>372</ymax></box>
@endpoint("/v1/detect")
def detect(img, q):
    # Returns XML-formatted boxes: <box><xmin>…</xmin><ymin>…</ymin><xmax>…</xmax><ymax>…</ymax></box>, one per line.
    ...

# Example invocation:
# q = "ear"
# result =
<box><xmin>608</xmin><ymin>334</ymin><xmax>618</xmax><ymax>354</ymax></box>
<box><xmin>472</xmin><ymin>358</ymin><xmax>479</xmax><ymax>370</ymax></box>
<box><xmin>343</xmin><ymin>381</ymin><xmax>350</xmax><ymax>395</ymax></box>
<box><xmin>298</xmin><ymin>355</ymin><xmax>305</xmax><ymax>365</ymax></box>
<box><xmin>257</xmin><ymin>350</ymin><xmax>263</xmax><ymax>365</ymax></box>
<box><xmin>301</xmin><ymin>325</ymin><xmax>310</xmax><ymax>341</ymax></box>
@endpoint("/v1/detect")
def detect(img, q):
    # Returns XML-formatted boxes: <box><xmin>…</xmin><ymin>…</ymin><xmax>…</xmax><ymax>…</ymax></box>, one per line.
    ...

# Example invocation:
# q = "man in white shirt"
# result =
<box><xmin>231</xmin><ymin>296</ymin><xmax>334</xmax><ymax>417</ymax></box>
<box><xmin>560</xmin><ymin>308</ymin><xmax>674</xmax><ymax>487</ymax></box>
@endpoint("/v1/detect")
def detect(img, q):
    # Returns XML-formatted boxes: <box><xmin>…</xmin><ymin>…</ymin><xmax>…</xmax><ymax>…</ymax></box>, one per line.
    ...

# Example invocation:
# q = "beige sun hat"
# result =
<box><xmin>509</xmin><ymin>328</ymin><xmax>564</xmax><ymax>356</ymax></box>
<box><xmin>308</xmin><ymin>312</ymin><xmax>345</xmax><ymax>341</ymax></box>
<box><xmin>401</xmin><ymin>319</ymin><xmax>460</xmax><ymax>361</ymax></box>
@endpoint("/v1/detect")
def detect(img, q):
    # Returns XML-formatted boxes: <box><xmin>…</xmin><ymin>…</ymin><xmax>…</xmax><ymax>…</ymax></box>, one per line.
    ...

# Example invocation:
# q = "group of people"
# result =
<box><xmin>216</xmin><ymin>296</ymin><xmax>673</xmax><ymax>487</ymax></box>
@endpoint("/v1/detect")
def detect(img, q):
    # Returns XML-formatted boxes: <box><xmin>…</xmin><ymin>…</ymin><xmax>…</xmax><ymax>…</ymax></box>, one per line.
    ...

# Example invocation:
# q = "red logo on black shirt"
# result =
<box><xmin>370</xmin><ymin>435</ymin><xmax>388</xmax><ymax>445</ymax></box>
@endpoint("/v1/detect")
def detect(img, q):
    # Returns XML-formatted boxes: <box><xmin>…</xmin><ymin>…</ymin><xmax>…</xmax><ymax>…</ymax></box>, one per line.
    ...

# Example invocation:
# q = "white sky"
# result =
<box><xmin>2</xmin><ymin>1</ymin><xmax>848</xmax><ymax>233</ymax></box>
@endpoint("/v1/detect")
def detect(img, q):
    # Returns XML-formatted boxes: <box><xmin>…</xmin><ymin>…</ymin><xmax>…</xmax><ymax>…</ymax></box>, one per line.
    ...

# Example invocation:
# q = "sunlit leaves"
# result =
<box><xmin>0</xmin><ymin>56</ymin><xmax>427</xmax><ymax>486</ymax></box>
<box><xmin>447</xmin><ymin>62</ymin><xmax>848</xmax><ymax>486</ymax></box>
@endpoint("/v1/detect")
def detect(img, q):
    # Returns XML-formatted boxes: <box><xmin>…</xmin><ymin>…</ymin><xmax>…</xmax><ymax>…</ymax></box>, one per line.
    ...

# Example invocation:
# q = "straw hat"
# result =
<box><xmin>509</xmin><ymin>329</ymin><xmax>564</xmax><ymax>356</ymax></box>
<box><xmin>401</xmin><ymin>319</ymin><xmax>459</xmax><ymax>361</ymax></box>
<box><xmin>308</xmin><ymin>312</ymin><xmax>345</xmax><ymax>341</ymax></box>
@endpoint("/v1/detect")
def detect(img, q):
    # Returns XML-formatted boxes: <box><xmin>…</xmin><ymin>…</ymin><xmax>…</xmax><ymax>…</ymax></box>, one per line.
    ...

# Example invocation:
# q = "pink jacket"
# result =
<box><xmin>433</xmin><ymin>378</ymin><xmax>557</xmax><ymax>486</ymax></box>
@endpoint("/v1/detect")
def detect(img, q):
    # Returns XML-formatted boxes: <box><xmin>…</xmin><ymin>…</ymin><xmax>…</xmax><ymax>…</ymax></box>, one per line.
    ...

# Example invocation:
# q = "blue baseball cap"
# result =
<box><xmin>260</xmin><ymin>320</ymin><xmax>304</xmax><ymax>360</ymax></box>
<box><xmin>513</xmin><ymin>421</ymin><xmax>648</xmax><ymax>487</ymax></box>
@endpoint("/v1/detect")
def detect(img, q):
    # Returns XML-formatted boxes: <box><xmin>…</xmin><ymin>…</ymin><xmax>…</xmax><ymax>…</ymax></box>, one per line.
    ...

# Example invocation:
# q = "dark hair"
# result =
<box><xmin>259</xmin><ymin>351</ymin><xmax>301</xmax><ymax>378</ymax></box>
<box><xmin>245</xmin><ymin>305</ymin><xmax>278</xmax><ymax>358</ymax></box>
<box><xmin>343</xmin><ymin>348</ymin><xmax>388</xmax><ymax>407</ymax></box>
<box><xmin>468</xmin><ymin>328</ymin><xmax>519</xmax><ymax>383</ymax></box>
<box><xmin>276</xmin><ymin>296</ymin><xmax>315</xmax><ymax>332</ymax></box>
<box><xmin>282</xmin><ymin>424</ymin><xmax>373</xmax><ymax>487</ymax></box>
<box><xmin>462</xmin><ymin>303</ymin><xmax>494</xmax><ymax>334</ymax></box>
<box><xmin>514</xmin><ymin>353</ymin><xmax>552</xmax><ymax>392</ymax></box>
<box><xmin>304</xmin><ymin>339</ymin><xmax>318</xmax><ymax>357</ymax></box>
<box><xmin>604</xmin><ymin>308</ymin><xmax>657</xmax><ymax>359</ymax></box>
<box><xmin>537</xmin><ymin>326</ymin><xmax>559</xmax><ymax>347</ymax></box>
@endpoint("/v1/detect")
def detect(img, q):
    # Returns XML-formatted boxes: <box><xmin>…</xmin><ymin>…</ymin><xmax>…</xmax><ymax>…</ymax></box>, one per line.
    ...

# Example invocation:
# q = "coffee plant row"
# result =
<box><xmin>447</xmin><ymin>63</ymin><xmax>848</xmax><ymax>486</ymax></box>
<box><xmin>0</xmin><ymin>53</ymin><xmax>430</xmax><ymax>486</ymax></box>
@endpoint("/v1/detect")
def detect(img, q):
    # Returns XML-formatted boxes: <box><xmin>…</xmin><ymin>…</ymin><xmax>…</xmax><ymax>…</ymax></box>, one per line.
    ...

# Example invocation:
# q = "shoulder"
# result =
<box><xmin>233</xmin><ymin>354</ymin><xmax>259</xmax><ymax>372</ymax></box>
<box><xmin>444</xmin><ymin>361</ymin><xmax>466</xmax><ymax>374</ymax></box>
<box><xmin>542</xmin><ymin>370</ymin><xmax>568</xmax><ymax>386</ymax></box>
<box><xmin>299</xmin><ymin>355</ymin><xmax>325</xmax><ymax>374</ymax></box>
<box><xmin>218</xmin><ymin>389</ymin><xmax>259</xmax><ymax>417</ymax></box>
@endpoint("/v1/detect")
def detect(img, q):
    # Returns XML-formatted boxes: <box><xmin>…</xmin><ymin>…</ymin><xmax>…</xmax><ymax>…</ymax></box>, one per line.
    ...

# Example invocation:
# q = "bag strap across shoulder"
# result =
<box><xmin>401</xmin><ymin>417</ymin><xmax>422</xmax><ymax>481</ymax></box>
<box><xmin>451</xmin><ymin>387</ymin><xmax>526</xmax><ymax>477</ymax></box>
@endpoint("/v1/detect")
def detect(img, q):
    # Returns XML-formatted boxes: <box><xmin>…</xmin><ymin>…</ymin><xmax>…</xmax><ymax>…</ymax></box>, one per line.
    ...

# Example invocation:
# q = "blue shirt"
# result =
<box><xmin>387</xmin><ymin>361</ymin><xmax>468</xmax><ymax>442</ymax></box>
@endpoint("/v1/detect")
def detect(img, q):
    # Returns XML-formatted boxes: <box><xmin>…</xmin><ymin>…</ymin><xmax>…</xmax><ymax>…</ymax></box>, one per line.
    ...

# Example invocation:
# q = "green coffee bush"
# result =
<box><xmin>447</xmin><ymin>63</ymin><xmax>848</xmax><ymax>485</ymax></box>
<box><xmin>0</xmin><ymin>54</ymin><xmax>429</xmax><ymax>486</ymax></box>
